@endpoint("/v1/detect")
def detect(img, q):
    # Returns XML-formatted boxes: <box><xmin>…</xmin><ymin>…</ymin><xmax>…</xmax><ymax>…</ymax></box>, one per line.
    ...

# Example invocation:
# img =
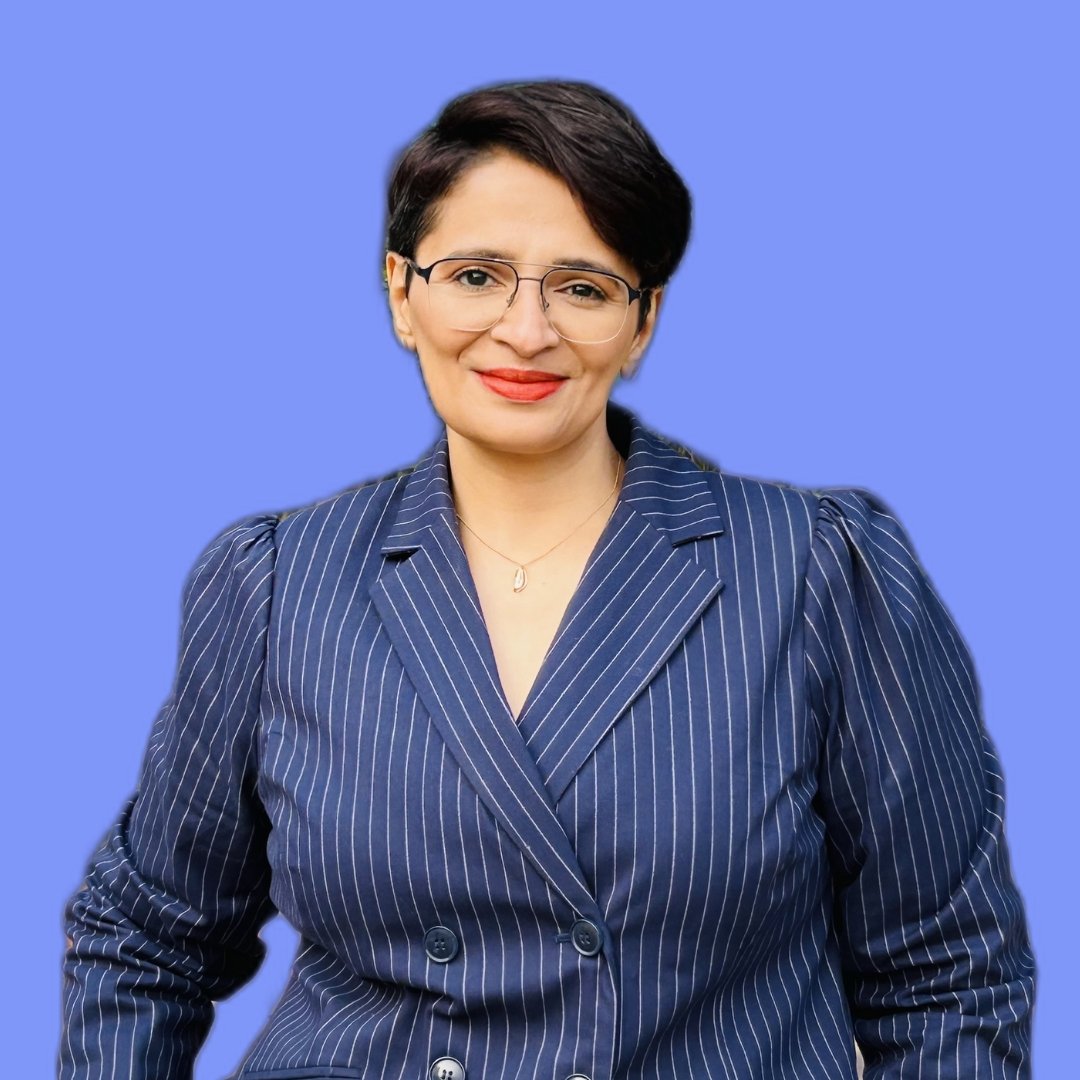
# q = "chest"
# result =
<box><xmin>256</xmin><ymin>553</ymin><xmax>827</xmax><ymax>969</ymax></box>
<box><xmin>466</xmin><ymin>542</ymin><xmax>594</xmax><ymax>721</ymax></box>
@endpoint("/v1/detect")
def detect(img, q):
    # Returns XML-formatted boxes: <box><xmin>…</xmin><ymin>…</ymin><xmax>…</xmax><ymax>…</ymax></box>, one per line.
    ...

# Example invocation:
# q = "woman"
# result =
<box><xmin>60</xmin><ymin>81</ymin><xmax>1034</xmax><ymax>1079</ymax></box>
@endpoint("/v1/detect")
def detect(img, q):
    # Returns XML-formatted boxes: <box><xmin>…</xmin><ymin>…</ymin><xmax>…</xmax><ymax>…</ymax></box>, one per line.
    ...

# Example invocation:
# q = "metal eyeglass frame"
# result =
<box><xmin>401</xmin><ymin>255</ymin><xmax>650</xmax><ymax>344</ymax></box>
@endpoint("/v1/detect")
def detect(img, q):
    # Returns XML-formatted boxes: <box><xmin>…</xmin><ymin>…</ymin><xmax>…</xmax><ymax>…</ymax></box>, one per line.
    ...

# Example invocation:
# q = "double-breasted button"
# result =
<box><xmin>429</xmin><ymin>1055</ymin><xmax>466</xmax><ymax>1080</ymax></box>
<box><xmin>570</xmin><ymin>918</ymin><xmax>602</xmax><ymax>956</ymax></box>
<box><xmin>565</xmin><ymin>1074</ymin><xmax>592</xmax><ymax>1080</ymax></box>
<box><xmin>424</xmin><ymin>925</ymin><xmax>460</xmax><ymax>963</ymax></box>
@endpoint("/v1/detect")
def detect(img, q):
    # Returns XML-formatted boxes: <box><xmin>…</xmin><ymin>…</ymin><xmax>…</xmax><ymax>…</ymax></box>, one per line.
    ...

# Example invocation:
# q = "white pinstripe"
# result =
<box><xmin>61</xmin><ymin>404</ymin><xmax>1034</xmax><ymax>1079</ymax></box>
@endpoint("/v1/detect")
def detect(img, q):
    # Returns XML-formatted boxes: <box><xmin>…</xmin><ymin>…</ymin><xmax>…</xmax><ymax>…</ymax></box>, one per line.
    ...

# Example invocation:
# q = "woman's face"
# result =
<box><xmin>386</xmin><ymin>151</ymin><xmax>662</xmax><ymax>459</ymax></box>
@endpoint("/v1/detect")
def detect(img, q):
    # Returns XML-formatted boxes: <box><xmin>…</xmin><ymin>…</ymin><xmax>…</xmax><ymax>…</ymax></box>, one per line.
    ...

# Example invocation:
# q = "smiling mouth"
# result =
<box><xmin>480</xmin><ymin>368</ymin><xmax>568</xmax><ymax>382</ymax></box>
<box><xmin>476</xmin><ymin>369</ymin><xmax>567</xmax><ymax>401</ymax></box>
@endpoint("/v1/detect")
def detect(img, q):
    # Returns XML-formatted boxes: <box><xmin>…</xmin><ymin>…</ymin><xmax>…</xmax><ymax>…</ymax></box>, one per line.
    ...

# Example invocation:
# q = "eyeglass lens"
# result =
<box><xmin>421</xmin><ymin>259</ymin><xmax>631</xmax><ymax>344</ymax></box>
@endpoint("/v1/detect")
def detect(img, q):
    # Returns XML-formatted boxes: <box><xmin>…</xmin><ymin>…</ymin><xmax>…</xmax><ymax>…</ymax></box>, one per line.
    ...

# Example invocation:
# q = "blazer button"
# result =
<box><xmin>424</xmin><ymin>925</ymin><xmax>460</xmax><ymax>963</ymax></box>
<box><xmin>429</xmin><ymin>1055</ymin><xmax>466</xmax><ymax>1080</ymax></box>
<box><xmin>570</xmin><ymin>918</ymin><xmax>602</xmax><ymax>957</ymax></box>
<box><xmin>565</xmin><ymin>1075</ymin><xmax>592</xmax><ymax>1080</ymax></box>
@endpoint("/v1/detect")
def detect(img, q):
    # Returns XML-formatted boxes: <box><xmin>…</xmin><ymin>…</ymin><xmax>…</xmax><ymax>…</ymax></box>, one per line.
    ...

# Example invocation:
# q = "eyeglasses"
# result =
<box><xmin>401</xmin><ymin>255</ymin><xmax>648</xmax><ymax>345</ymax></box>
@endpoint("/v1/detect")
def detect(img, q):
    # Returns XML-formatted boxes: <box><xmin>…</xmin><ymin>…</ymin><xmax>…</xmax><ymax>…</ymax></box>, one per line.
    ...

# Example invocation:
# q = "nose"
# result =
<box><xmin>487</xmin><ymin>277</ymin><xmax>561</xmax><ymax>355</ymax></box>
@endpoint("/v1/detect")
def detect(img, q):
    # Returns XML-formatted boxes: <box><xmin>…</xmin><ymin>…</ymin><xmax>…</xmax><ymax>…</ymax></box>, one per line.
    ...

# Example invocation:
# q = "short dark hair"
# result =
<box><xmin>385</xmin><ymin>80</ymin><xmax>692</xmax><ymax>292</ymax></box>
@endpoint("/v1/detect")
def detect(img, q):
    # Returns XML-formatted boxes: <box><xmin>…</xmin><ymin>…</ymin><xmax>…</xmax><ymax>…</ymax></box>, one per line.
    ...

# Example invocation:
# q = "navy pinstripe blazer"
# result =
<box><xmin>61</xmin><ymin>402</ymin><xmax>1034</xmax><ymax>1079</ymax></box>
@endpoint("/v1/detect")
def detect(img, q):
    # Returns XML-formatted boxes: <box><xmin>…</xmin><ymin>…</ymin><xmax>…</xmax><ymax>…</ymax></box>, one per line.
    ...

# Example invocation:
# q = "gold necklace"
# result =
<box><xmin>455</xmin><ymin>454</ymin><xmax>624</xmax><ymax>593</ymax></box>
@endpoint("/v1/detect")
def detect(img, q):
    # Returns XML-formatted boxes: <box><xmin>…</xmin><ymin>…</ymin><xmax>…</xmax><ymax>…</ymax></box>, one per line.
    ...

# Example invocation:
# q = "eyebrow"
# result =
<box><xmin>443</xmin><ymin>248</ymin><xmax>622</xmax><ymax>277</ymax></box>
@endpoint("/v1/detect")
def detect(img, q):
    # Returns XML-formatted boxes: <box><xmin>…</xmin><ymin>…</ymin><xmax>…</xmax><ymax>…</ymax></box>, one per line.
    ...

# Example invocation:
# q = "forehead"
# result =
<box><xmin>417</xmin><ymin>151</ymin><xmax>636</xmax><ymax>279</ymax></box>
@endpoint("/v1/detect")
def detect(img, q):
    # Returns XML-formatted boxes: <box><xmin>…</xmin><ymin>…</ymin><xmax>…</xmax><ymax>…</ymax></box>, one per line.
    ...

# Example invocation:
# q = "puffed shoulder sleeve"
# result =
<box><xmin>60</xmin><ymin>513</ymin><xmax>280</xmax><ymax>1080</ymax></box>
<box><xmin>803</xmin><ymin>488</ymin><xmax>1035</xmax><ymax>1079</ymax></box>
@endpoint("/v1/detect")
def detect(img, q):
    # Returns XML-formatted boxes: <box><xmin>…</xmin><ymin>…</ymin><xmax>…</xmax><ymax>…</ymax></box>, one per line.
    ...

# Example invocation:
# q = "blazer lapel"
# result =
<box><xmin>368</xmin><ymin>404</ymin><xmax>726</xmax><ymax>912</ymax></box>
<box><xmin>516</xmin><ymin>408</ymin><xmax>727</xmax><ymax>801</ymax></box>
<box><xmin>369</xmin><ymin>435</ymin><xmax>602</xmax><ymax>918</ymax></box>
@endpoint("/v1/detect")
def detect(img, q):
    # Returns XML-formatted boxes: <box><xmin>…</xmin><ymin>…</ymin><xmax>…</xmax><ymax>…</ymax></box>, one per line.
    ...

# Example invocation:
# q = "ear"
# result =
<box><xmin>623</xmin><ymin>286</ymin><xmax>664</xmax><ymax>374</ymax></box>
<box><xmin>385</xmin><ymin>251</ymin><xmax>417</xmax><ymax>352</ymax></box>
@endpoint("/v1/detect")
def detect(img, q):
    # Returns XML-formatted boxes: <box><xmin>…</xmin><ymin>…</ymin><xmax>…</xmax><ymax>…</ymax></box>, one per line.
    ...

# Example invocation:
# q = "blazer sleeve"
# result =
<box><xmin>59</xmin><ymin>513</ymin><xmax>280</xmax><ymax>1080</ymax></box>
<box><xmin>803</xmin><ymin>488</ymin><xmax>1035</xmax><ymax>1078</ymax></box>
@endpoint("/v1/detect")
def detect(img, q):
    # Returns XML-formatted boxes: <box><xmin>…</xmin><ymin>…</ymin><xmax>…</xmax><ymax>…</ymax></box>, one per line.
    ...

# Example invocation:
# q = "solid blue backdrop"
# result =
<box><xmin>6</xmin><ymin>5</ymin><xmax>1074</xmax><ymax>1076</ymax></box>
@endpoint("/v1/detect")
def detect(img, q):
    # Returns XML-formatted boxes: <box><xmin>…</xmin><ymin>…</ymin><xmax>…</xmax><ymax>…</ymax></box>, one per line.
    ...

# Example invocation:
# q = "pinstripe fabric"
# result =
<box><xmin>60</xmin><ymin>402</ymin><xmax>1034</xmax><ymax>1079</ymax></box>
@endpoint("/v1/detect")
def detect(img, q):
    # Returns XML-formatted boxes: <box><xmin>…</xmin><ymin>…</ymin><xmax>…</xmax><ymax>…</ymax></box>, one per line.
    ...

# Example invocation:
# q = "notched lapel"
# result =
<box><xmin>516</xmin><ymin>406</ymin><xmax>729</xmax><ymax>802</ymax></box>
<box><xmin>366</xmin><ymin>404</ymin><xmax>728</xmax><ymax>912</ymax></box>
<box><xmin>369</xmin><ymin>440</ymin><xmax>602</xmax><ymax>919</ymax></box>
<box><xmin>517</xmin><ymin>497</ymin><xmax>725</xmax><ymax>803</ymax></box>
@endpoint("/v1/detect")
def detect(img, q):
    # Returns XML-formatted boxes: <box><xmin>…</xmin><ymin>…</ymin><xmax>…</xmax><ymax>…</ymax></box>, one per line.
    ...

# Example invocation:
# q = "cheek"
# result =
<box><xmin>413</xmin><ymin>336</ymin><xmax>480</xmax><ymax>405</ymax></box>
<box><xmin>576</xmin><ymin>341</ymin><xmax>635</xmax><ymax>383</ymax></box>
<box><xmin>414</xmin><ymin>347</ymin><xmax>451</xmax><ymax>396</ymax></box>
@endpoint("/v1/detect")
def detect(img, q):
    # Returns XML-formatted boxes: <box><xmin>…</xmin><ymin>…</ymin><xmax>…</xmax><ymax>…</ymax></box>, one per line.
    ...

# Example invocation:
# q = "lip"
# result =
<box><xmin>476</xmin><ymin>368</ymin><xmax>568</xmax><ymax>402</ymax></box>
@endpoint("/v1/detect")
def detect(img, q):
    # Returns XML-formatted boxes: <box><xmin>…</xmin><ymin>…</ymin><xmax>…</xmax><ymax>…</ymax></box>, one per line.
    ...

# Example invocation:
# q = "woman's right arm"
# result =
<box><xmin>59</xmin><ymin>513</ymin><xmax>280</xmax><ymax>1080</ymax></box>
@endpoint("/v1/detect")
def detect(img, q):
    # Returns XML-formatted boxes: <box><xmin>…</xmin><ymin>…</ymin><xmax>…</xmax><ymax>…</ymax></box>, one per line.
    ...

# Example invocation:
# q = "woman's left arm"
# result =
<box><xmin>803</xmin><ymin>488</ymin><xmax>1035</xmax><ymax>1078</ymax></box>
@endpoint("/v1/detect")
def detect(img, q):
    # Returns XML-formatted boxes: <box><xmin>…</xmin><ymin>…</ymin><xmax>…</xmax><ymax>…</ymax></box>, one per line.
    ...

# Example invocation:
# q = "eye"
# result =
<box><xmin>439</xmin><ymin>261</ymin><xmax>515</xmax><ymax>290</ymax></box>
<box><xmin>551</xmin><ymin>275</ymin><xmax>618</xmax><ymax>306</ymax></box>
<box><xmin>456</xmin><ymin>267</ymin><xmax>496</xmax><ymax>288</ymax></box>
<box><xmin>544</xmin><ymin>267</ymin><xmax>624</xmax><ymax>306</ymax></box>
<box><xmin>568</xmin><ymin>281</ymin><xmax>606</xmax><ymax>301</ymax></box>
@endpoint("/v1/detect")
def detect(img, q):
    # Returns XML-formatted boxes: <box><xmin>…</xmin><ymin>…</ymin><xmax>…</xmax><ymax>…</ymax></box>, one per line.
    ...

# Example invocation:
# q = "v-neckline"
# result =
<box><xmin>467</xmin><ymin>486</ymin><xmax>627</xmax><ymax>732</ymax></box>
<box><xmin>371</xmin><ymin>400</ymin><xmax>729</xmax><ymax>818</ymax></box>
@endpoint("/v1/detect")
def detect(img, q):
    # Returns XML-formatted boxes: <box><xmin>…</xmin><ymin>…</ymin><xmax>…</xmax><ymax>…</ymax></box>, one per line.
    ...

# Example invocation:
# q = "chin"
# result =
<box><xmin>444</xmin><ymin>407</ymin><xmax>574</xmax><ymax>455</ymax></box>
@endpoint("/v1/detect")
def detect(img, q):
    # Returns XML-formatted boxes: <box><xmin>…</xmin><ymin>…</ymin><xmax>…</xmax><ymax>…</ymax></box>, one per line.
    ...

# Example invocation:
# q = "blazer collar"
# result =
<box><xmin>380</xmin><ymin>400</ymin><xmax>727</xmax><ymax>555</ymax></box>
<box><xmin>369</xmin><ymin>401</ymin><xmax>727</xmax><ymax>917</ymax></box>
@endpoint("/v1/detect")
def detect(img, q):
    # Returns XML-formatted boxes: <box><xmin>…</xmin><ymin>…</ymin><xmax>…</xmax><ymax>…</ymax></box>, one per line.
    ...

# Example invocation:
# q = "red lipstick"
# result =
<box><xmin>477</xmin><ymin>368</ymin><xmax>567</xmax><ymax>402</ymax></box>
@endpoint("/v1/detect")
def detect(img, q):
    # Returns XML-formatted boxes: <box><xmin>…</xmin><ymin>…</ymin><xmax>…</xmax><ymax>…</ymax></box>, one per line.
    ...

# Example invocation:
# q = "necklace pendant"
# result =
<box><xmin>513</xmin><ymin>566</ymin><xmax>528</xmax><ymax>593</ymax></box>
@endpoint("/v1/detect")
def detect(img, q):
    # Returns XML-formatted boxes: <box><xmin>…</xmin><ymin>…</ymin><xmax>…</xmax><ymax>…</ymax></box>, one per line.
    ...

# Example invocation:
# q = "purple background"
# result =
<box><xmin>6</xmin><ymin>5</ymin><xmax>1075</xmax><ymax>1076</ymax></box>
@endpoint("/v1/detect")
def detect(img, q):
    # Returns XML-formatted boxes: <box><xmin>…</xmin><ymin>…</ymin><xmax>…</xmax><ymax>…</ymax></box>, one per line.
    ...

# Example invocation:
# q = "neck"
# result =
<box><xmin>446</xmin><ymin>417</ymin><xmax>624</xmax><ymax>555</ymax></box>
